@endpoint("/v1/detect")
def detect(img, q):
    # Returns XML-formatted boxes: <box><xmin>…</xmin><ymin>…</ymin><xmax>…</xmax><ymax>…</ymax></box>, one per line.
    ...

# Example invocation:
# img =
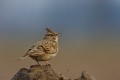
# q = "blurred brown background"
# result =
<box><xmin>0</xmin><ymin>0</ymin><xmax>120</xmax><ymax>80</ymax></box>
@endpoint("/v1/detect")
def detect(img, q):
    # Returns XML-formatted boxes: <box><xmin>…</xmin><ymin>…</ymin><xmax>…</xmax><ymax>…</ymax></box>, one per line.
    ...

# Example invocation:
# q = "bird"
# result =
<box><xmin>18</xmin><ymin>28</ymin><xmax>61</xmax><ymax>65</ymax></box>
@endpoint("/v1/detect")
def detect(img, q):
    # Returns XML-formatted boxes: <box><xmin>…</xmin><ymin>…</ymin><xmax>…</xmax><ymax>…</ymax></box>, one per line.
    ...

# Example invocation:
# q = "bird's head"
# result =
<box><xmin>44</xmin><ymin>28</ymin><xmax>61</xmax><ymax>42</ymax></box>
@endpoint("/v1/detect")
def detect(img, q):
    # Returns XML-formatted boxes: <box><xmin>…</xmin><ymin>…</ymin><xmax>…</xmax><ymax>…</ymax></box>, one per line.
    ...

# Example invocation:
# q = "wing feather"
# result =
<box><xmin>41</xmin><ymin>40</ymin><xmax>58</xmax><ymax>54</ymax></box>
<box><xmin>26</xmin><ymin>41</ymin><xmax>45</xmax><ymax>56</ymax></box>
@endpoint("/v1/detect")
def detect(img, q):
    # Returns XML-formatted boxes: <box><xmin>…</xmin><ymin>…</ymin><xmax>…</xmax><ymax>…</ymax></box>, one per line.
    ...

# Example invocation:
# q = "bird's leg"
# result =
<box><xmin>45</xmin><ymin>61</ymin><xmax>51</xmax><ymax>66</ymax></box>
<box><xmin>36</xmin><ymin>60</ymin><xmax>41</xmax><ymax>66</ymax></box>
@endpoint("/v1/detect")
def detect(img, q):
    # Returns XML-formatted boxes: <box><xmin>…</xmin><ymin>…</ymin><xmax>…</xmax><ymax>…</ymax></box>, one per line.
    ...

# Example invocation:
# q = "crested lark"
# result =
<box><xmin>19</xmin><ymin>28</ymin><xmax>60</xmax><ymax>65</ymax></box>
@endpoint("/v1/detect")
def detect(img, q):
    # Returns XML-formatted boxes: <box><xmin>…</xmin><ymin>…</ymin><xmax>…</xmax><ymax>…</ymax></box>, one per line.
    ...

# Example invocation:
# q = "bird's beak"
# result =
<box><xmin>58</xmin><ymin>33</ymin><xmax>62</xmax><ymax>36</ymax></box>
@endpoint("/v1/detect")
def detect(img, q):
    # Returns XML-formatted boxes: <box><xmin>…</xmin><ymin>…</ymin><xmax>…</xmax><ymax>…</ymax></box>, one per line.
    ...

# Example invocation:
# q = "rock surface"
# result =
<box><xmin>11</xmin><ymin>65</ymin><xmax>95</xmax><ymax>80</ymax></box>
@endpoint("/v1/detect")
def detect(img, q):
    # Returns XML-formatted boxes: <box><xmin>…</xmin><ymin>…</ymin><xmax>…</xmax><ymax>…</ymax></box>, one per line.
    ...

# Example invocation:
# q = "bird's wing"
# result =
<box><xmin>26</xmin><ymin>41</ymin><xmax>45</xmax><ymax>56</ymax></box>
<box><xmin>41</xmin><ymin>40</ymin><xmax>52</xmax><ymax>53</ymax></box>
<box><xmin>41</xmin><ymin>40</ymin><xmax>58</xmax><ymax>54</ymax></box>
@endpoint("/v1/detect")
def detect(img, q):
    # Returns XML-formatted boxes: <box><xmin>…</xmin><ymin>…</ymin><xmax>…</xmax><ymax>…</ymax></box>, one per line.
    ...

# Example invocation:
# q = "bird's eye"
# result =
<box><xmin>47</xmin><ymin>34</ymin><xmax>53</xmax><ymax>36</ymax></box>
<box><xmin>50</xmin><ymin>34</ymin><xmax>53</xmax><ymax>36</ymax></box>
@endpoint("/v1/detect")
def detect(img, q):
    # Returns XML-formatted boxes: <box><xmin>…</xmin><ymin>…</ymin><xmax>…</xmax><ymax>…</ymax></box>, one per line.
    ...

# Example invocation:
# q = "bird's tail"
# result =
<box><xmin>17</xmin><ymin>54</ymin><xmax>29</xmax><ymax>60</ymax></box>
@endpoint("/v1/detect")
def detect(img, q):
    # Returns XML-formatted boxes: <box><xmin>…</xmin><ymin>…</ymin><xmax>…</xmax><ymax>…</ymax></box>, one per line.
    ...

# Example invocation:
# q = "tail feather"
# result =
<box><xmin>17</xmin><ymin>54</ymin><xmax>29</xmax><ymax>60</ymax></box>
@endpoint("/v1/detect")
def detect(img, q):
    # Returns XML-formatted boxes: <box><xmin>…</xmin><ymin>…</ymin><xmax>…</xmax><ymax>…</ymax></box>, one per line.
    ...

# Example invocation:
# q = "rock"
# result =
<box><xmin>11</xmin><ymin>65</ymin><xmax>70</xmax><ymax>80</ymax></box>
<box><xmin>75</xmin><ymin>71</ymin><xmax>96</xmax><ymax>80</ymax></box>
<box><xmin>11</xmin><ymin>65</ymin><xmax>95</xmax><ymax>80</ymax></box>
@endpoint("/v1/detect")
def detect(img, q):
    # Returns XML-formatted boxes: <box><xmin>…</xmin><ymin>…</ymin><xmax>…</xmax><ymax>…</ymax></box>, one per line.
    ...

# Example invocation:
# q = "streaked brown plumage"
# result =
<box><xmin>19</xmin><ymin>28</ymin><xmax>60</xmax><ymax>65</ymax></box>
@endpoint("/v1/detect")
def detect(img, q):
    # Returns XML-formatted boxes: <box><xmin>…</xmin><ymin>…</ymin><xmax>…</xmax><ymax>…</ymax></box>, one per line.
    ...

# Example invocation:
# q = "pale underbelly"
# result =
<box><xmin>30</xmin><ymin>53</ymin><xmax>57</xmax><ymax>61</ymax></box>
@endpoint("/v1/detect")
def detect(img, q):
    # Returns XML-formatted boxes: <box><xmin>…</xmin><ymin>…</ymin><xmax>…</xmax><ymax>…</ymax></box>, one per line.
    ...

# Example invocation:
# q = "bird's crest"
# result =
<box><xmin>46</xmin><ymin>28</ymin><xmax>56</xmax><ymax>33</ymax></box>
